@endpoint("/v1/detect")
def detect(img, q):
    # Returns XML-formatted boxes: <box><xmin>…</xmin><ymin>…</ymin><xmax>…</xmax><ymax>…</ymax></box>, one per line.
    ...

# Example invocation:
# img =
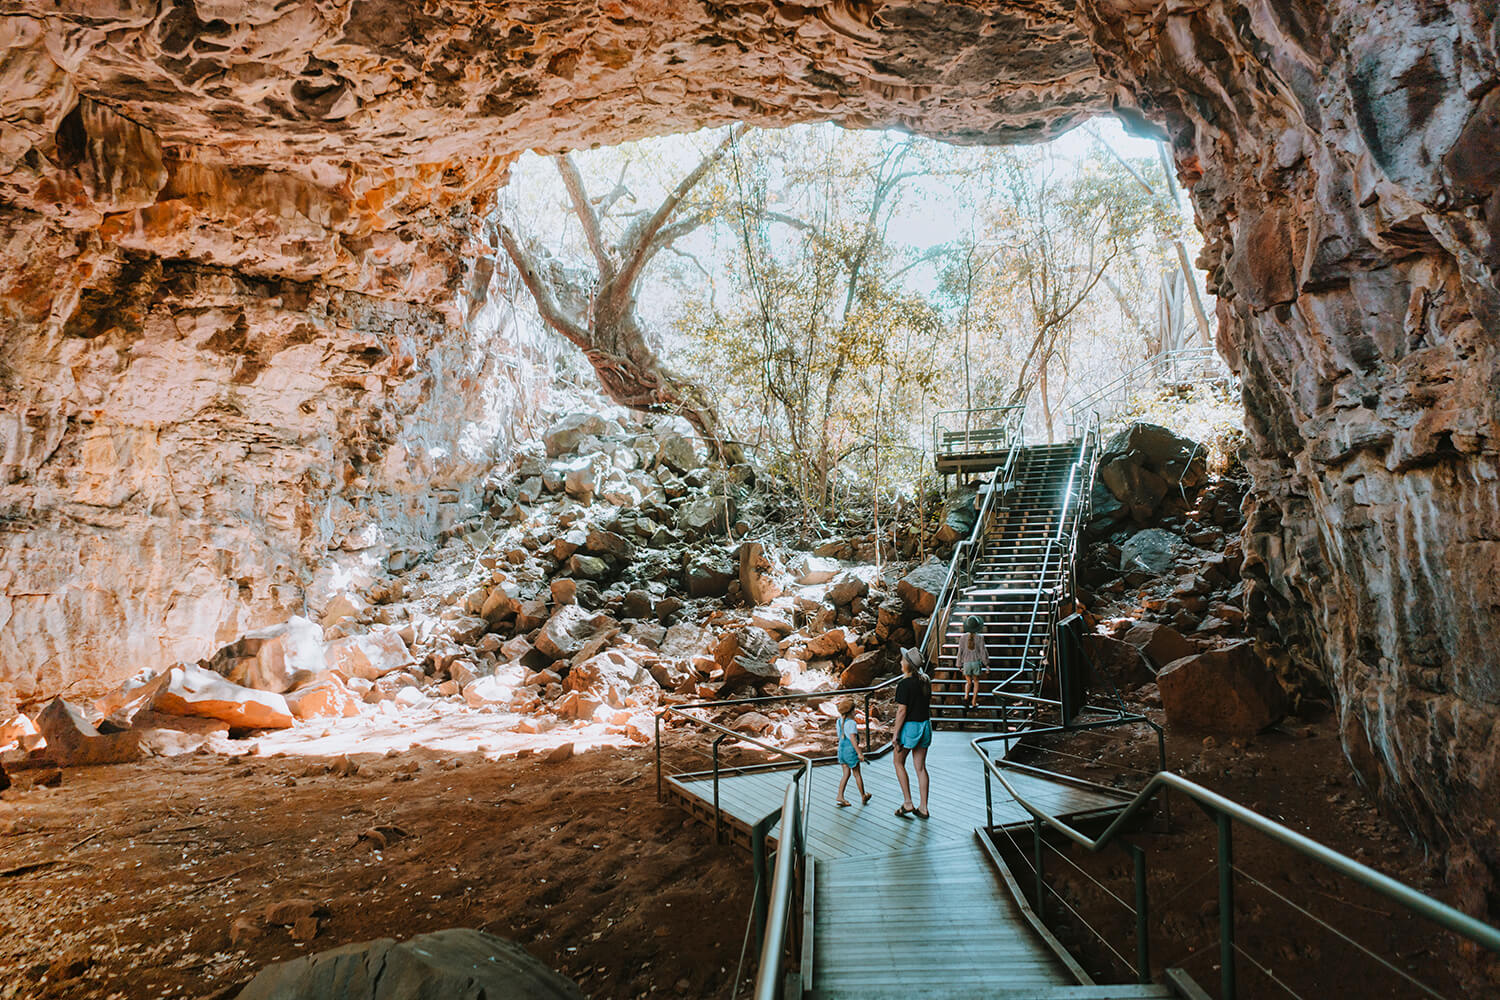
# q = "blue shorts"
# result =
<box><xmin>898</xmin><ymin>720</ymin><xmax>933</xmax><ymax>749</ymax></box>
<box><xmin>838</xmin><ymin>742</ymin><xmax>861</xmax><ymax>768</ymax></box>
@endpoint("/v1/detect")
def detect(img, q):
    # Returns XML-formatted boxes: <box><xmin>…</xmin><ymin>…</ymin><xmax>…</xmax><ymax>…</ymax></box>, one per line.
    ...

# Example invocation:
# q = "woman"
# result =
<box><xmin>891</xmin><ymin>646</ymin><xmax>932</xmax><ymax>819</ymax></box>
<box><xmin>958</xmin><ymin>615</ymin><xmax>991</xmax><ymax>709</ymax></box>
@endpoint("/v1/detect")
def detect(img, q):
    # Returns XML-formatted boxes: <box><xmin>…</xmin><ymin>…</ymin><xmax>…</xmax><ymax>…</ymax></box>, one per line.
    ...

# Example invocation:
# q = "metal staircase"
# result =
<box><xmin>931</xmin><ymin>442</ymin><xmax>1083</xmax><ymax>726</ymax></box>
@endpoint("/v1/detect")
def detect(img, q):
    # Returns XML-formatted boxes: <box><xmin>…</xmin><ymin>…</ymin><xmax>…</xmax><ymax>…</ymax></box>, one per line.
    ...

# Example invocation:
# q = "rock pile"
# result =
<box><xmin>1</xmin><ymin>410</ymin><xmax>957</xmax><ymax>766</ymax></box>
<box><xmin>1077</xmin><ymin>424</ymin><xmax>1287</xmax><ymax>736</ymax></box>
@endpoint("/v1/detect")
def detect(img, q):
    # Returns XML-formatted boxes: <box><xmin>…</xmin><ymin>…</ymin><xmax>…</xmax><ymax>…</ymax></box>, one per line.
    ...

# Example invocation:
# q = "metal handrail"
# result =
<box><xmin>754</xmin><ymin>778</ymin><xmax>804</xmax><ymax>1000</ymax></box>
<box><xmin>972</xmin><ymin>736</ymin><xmax>1500</xmax><ymax>998</ymax></box>
<box><xmin>1011</xmin><ymin>426</ymin><xmax>1093</xmax><ymax>698</ymax></box>
<box><xmin>1067</xmin><ymin>346</ymin><xmax>1231</xmax><ymax>436</ymax></box>
<box><xmin>931</xmin><ymin>404</ymin><xmax>1026</xmax><ymax>457</ymax></box>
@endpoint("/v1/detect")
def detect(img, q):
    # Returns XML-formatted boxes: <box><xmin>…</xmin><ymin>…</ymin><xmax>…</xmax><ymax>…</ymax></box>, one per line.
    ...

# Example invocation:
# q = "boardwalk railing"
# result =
<box><xmin>932</xmin><ymin>403</ymin><xmax>1026</xmax><ymax>476</ymax></box>
<box><xmin>1066</xmin><ymin>346</ymin><xmax>1233</xmax><ymax>437</ymax></box>
<box><xmin>972</xmin><ymin>739</ymin><xmax>1500</xmax><ymax>999</ymax></box>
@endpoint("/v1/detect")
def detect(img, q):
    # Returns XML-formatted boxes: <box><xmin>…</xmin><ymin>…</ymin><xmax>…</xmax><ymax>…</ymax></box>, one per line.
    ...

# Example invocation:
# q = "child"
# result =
<box><xmin>958</xmin><ymin>615</ymin><xmax>990</xmax><ymax>709</ymax></box>
<box><xmin>834</xmin><ymin>696</ymin><xmax>871</xmax><ymax>807</ymax></box>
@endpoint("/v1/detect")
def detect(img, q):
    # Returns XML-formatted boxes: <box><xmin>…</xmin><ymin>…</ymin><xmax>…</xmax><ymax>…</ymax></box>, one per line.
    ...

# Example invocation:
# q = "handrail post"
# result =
<box><xmin>984</xmin><ymin>751</ymin><xmax>994</xmax><ymax>829</ymax></box>
<box><xmin>1034</xmin><ymin>817</ymin><xmax>1046</xmax><ymax>921</ymax></box>
<box><xmin>712</xmin><ymin>734</ymin><xmax>727</xmax><ymax>844</ymax></box>
<box><xmin>863</xmin><ymin>690</ymin><xmax>872</xmax><ymax>754</ymax></box>
<box><xmin>654</xmin><ymin>711</ymin><xmax>663</xmax><ymax>801</ymax></box>
<box><xmin>1217</xmin><ymin>811</ymin><xmax>1236</xmax><ymax>1000</ymax></box>
<box><xmin>1131</xmin><ymin>844</ymin><xmax>1150</xmax><ymax>984</ymax></box>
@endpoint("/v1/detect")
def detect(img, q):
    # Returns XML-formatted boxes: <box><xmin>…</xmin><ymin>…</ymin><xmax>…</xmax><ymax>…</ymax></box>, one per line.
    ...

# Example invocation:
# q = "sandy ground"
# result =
<box><xmin>0</xmin><ymin>724</ymin><xmax>755</xmax><ymax>1000</ymax></box>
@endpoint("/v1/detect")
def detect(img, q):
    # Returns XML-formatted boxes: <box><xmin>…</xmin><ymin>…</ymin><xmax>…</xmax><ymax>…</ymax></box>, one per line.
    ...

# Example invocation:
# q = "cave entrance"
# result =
<box><xmin>491</xmin><ymin>118</ymin><xmax>1239</xmax><ymax>525</ymax></box>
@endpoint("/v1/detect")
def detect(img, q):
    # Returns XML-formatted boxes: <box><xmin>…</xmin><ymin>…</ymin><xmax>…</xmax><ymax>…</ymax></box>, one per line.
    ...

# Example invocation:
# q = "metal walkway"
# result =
<box><xmin>666</xmin><ymin>731</ymin><xmax>1136</xmax><ymax>997</ymax></box>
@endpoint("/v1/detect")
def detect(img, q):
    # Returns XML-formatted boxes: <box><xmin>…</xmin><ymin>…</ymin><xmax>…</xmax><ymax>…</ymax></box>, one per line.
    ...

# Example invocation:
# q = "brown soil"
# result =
<box><xmin>0</xmin><ymin>735</ymin><xmax>753</xmax><ymax>1000</ymax></box>
<box><xmin>993</xmin><ymin>703</ymin><xmax>1497</xmax><ymax>998</ymax></box>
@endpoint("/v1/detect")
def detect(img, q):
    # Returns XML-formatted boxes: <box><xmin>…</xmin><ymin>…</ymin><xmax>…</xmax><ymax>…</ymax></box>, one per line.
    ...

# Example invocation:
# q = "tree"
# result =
<box><xmin>495</xmin><ymin>126</ymin><xmax>747</xmax><ymax>463</ymax></box>
<box><xmin>677</xmin><ymin>129</ymin><xmax>945</xmax><ymax>523</ymax></box>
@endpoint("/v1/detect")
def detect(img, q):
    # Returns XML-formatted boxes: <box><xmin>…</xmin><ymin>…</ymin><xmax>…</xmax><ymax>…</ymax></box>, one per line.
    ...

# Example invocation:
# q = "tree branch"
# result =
<box><xmin>555</xmin><ymin>153</ymin><xmax>613</xmax><ymax>276</ymax></box>
<box><xmin>495</xmin><ymin>220</ymin><xmax>591</xmax><ymax>348</ymax></box>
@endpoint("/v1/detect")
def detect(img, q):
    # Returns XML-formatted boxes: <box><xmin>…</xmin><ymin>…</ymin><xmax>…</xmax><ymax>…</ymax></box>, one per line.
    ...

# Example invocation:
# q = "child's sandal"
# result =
<box><xmin>862</xmin><ymin>792</ymin><xmax>873</xmax><ymax>804</ymax></box>
<box><xmin>834</xmin><ymin>799</ymin><xmax>851</xmax><ymax>807</ymax></box>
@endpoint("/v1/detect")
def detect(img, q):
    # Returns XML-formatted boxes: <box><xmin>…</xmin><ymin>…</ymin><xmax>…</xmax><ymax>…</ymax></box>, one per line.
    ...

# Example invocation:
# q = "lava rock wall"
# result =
<box><xmin>1</xmin><ymin>1</ymin><xmax>1498</xmax><ymax>890</ymax></box>
<box><xmin>1080</xmin><ymin>0</ymin><xmax>1500</xmax><ymax>889</ymax></box>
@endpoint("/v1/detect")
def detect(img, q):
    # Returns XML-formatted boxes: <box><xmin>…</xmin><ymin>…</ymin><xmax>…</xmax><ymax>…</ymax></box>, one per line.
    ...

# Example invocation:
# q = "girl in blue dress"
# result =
<box><xmin>833</xmin><ymin>696</ymin><xmax>871</xmax><ymax>806</ymax></box>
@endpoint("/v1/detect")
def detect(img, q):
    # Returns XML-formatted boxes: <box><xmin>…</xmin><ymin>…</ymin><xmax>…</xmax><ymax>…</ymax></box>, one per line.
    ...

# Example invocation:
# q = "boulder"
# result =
<box><xmin>658</xmin><ymin>623</ymin><xmax>713</xmax><ymax>661</ymax></box>
<box><xmin>685</xmin><ymin>553</ymin><xmax>736</xmax><ymax>597</ymax></box>
<box><xmin>551</xmin><ymin>529</ymin><xmax>587</xmax><ymax>562</ymax></box>
<box><xmin>481</xmin><ymin>582</ymin><xmax>523</xmax><ymax>623</ymax></box>
<box><xmin>535</xmin><ymin>605</ymin><xmax>609</xmax><ymax>661</ymax></box>
<box><xmin>285</xmin><ymin>676</ymin><xmax>362</xmax><ymax>720</ymax></box>
<box><xmin>620</xmin><ymin>589</ymin><xmax>654</xmax><ymax>620</ymax></box>
<box><xmin>154</xmin><ymin>664</ymin><xmax>295</xmax><ymax>729</ymax></box>
<box><xmin>236</xmin><ymin>928</ymin><xmax>586</xmax><ymax>1000</ymax></box>
<box><xmin>1121</xmin><ymin>622</ymin><xmax>1198</xmax><ymax>670</ymax></box>
<box><xmin>720</xmin><ymin>627</ymin><xmax>781</xmax><ymax>689</ymax></box>
<box><xmin>655</xmin><ymin>433</ymin><xmax>700</xmax><ymax>474</ymax></box>
<box><xmin>543</xmin><ymin>413</ymin><xmax>610</xmax><ymax>458</ymax></box>
<box><xmin>737</xmin><ymin>541</ymin><xmax>783</xmax><ymax>606</ymax></box>
<box><xmin>1097</xmin><ymin>423</ymin><xmax>1208</xmax><ymax>520</ymax></box>
<box><xmin>514</xmin><ymin>598</ymin><xmax>550</xmax><ymax>633</ymax></box>
<box><xmin>323</xmin><ymin>629</ymin><xmax>414</xmax><ymax>681</ymax></box>
<box><xmin>562</xmin><ymin>459</ymin><xmax>599</xmax><ymax>502</ymax></box>
<box><xmin>788</xmin><ymin>554</ymin><xmax>841</xmax><ymax>585</ymax></box>
<box><xmin>825</xmin><ymin>571</ymin><xmax>869</xmax><ymax>607</ymax></box>
<box><xmin>199</xmin><ymin>616</ymin><xmax>326</xmax><ymax>693</ymax></box>
<box><xmin>447</xmin><ymin>616</ymin><xmax>490</xmax><ymax>645</ymax></box>
<box><xmin>584</xmin><ymin>527</ymin><xmax>635</xmax><ymax>562</ymax></box>
<box><xmin>565</xmin><ymin>554</ymin><xmax>609</xmax><ymax>580</ymax></box>
<box><xmin>1119</xmin><ymin>529</ymin><xmax>1187</xmax><ymax>576</ymax></box>
<box><xmin>840</xmin><ymin>649</ymin><xmax>883</xmax><ymax>689</ymax></box>
<box><xmin>34</xmin><ymin>698</ymin><xmax>145</xmax><ymax>766</ymax></box>
<box><xmin>942</xmin><ymin>485</ymin><xmax>981</xmax><ymax>538</ymax></box>
<box><xmin>550</xmin><ymin>579</ymin><xmax>578</xmax><ymax>605</ymax></box>
<box><xmin>733</xmin><ymin>711</ymin><xmax>774</xmax><ymax>735</ymax></box>
<box><xmin>0</xmin><ymin>713</ymin><xmax>43</xmax><ymax>751</ymax></box>
<box><xmin>1157</xmin><ymin>641</ymin><xmax>1287</xmax><ymax>736</ymax></box>
<box><xmin>897</xmin><ymin>560</ymin><xmax>948</xmax><ymax>616</ymax></box>
<box><xmin>463</xmin><ymin>675</ymin><xmax>516</xmax><ymax>709</ymax></box>
<box><xmin>1081</xmin><ymin>634</ymin><xmax>1156</xmax><ymax>690</ymax></box>
<box><xmin>94</xmin><ymin>669</ymin><xmax>171</xmax><ymax>722</ymax></box>
<box><xmin>676</xmin><ymin>495</ymin><xmax>735</xmax><ymax>540</ymax></box>
<box><xmin>804</xmin><ymin>627</ymin><xmax>849</xmax><ymax>659</ymax></box>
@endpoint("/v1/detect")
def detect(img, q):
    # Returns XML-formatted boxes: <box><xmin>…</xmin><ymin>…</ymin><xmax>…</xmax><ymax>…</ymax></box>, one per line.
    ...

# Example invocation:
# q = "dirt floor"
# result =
<box><xmin>995</xmin><ymin>701</ymin><xmax>1499</xmax><ymax>998</ymax></box>
<box><xmin>0</xmin><ymin>730</ymin><xmax>755</xmax><ymax>1000</ymax></box>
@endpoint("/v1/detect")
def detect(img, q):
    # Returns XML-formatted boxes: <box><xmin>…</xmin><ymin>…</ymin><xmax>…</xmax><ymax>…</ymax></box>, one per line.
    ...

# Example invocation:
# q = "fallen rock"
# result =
<box><xmin>1122</xmin><ymin>622</ymin><xmax>1198</xmax><ymax>670</ymax></box>
<box><xmin>1081</xmin><ymin>634</ymin><xmax>1156</xmax><ymax>690</ymax></box>
<box><xmin>737</xmin><ymin>541</ymin><xmax>783</xmax><ymax>606</ymax></box>
<box><xmin>543</xmin><ymin>413</ymin><xmax>610</xmax><ymax>458</ymax></box>
<box><xmin>94</xmin><ymin>669</ymin><xmax>171</xmax><ymax>723</ymax></box>
<box><xmin>198</xmin><ymin>616</ymin><xmax>328</xmax><ymax>693</ymax></box>
<box><xmin>840</xmin><ymin>649</ymin><xmax>883</xmax><ymax>689</ymax></box>
<box><xmin>804</xmin><ymin>627</ymin><xmax>850</xmax><ymax>659</ymax></box>
<box><xmin>34</xmin><ymin>698</ymin><xmax>145</xmax><ymax>766</ymax></box>
<box><xmin>546</xmin><ymin>743</ymin><xmax>575</xmax><ymax>764</ymax></box>
<box><xmin>463</xmin><ymin>676</ymin><xmax>516</xmax><ymax>709</ymax></box>
<box><xmin>323</xmin><ymin>629</ymin><xmax>414</xmax><ymax>681</ymax></box>
<box><xmin>535</xmin><ymin>605</ymin><xmax>605</xmax><ymax>661</ymax></box>
<box><xmin>285</xmin><ymin>676</ymin><xmax>363</xmax><ymax>720</ymax></box>
<box><xmin>734</xmin><ymin>711</ymin><xmax>774</xmax><ymax>735</ymax></box>
<box><xmin>789</xmin><ymin>554</ymin><xmax>841</xmax><ymax>585</ymax></box>
<box><xmin>237</xmin><ymin>928</ymin><xmax>586</xmax><ymax>1000</ymax></box>
<box><xmin>1097</xmin><ymin>423</ymin><xmax>1208</xmax><ymax>521</ymax></box>
<box><xmin>825</xmin><ymin>571</ymin><xmax>869</xmax><ymax>607</ymax></box>
<box><xmin>0</xmin><ymin>713</ymin><xmax>43</xmax><ymax>751</ymax></box>
<box><xmin>677</xmin><ymin>495</ymin><xmax>735</xmax><ymax>539</ymax></box>
<box><xmin>154</xmin><ymin>664</ymin><xmax>295</xmax><ymax>729</ymax></box>
<box><xmin>584</xmin><ymin>527</ymin><xmax>635</xmax><ymax>562</ymax></box>
<box><xmin>264</xmin><ymin>898</ymin><xmax>326</xmax><ymax>926</ymax></box>
<box><xmin>1157</xmin><ymin>641</ymin><xmax>1287</xmax><ymax>736</ymax></box>
<box><xmin>685</xmin><ymin>553</ymin><xmax>736</xmax><ymax>598</ymax></box>
<box><xmin>1119</xmin><ymin>528</ymin><xmax>1187</xmax><ymax>576</ymax></box>
<box><xmin>897</xmin><ymin>559</ymin><xmax>948</xmax><ymax>616</ymax></box>
<box><xmin>565</xmin><ymin>553</ymin><xmax>610</xmax><ymax>580</ymax></box>
<box><xmin>655</xmin><ymin>432</ymin><xmax>700</xmax><ymax>474</ymax></box>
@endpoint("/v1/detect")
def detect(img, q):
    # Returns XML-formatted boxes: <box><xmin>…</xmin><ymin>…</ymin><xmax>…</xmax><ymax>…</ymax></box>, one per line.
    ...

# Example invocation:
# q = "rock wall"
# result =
<box><xmin>1</xmin><ymin>2</ymin><xmax>1498</xmax><ymax>886</ymax></box>
<box><xmin>1078</xmin><ymin>1</ymin><xmax>1500</xmax><ymax>888</ymax></box>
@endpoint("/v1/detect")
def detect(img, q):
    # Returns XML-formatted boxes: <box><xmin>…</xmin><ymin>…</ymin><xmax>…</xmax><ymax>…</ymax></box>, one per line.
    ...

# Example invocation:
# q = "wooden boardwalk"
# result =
<box><xmin>667</xmin><ymin>730</ymin><xmax>1136</xmax><ymax>997</ymax></box>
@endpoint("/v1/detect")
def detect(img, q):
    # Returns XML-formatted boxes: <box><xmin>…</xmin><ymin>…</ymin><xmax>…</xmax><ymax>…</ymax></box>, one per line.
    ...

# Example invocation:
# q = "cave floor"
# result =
<box><xmin>0</xmin><ymin>729</ymin><xmax>753</xmax><ymax>1000</ymax></box>
<box><xmin>0</xmin><ymin>702</ymin><xmax>1483</xmax><ymax>1000</ymax></box>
